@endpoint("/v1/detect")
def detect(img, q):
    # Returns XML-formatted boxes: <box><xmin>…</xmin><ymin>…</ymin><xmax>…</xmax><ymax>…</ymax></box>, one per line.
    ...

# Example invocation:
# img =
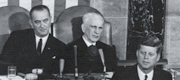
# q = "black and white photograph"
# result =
<box><xmin>0</xmin><ymin>0</ymin><xmax>178</xmax><ymax>80</ymax></box>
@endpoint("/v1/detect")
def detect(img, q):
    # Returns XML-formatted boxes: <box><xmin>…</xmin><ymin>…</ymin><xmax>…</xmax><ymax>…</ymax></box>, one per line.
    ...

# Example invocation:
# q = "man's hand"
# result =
<box><xmin>32</xmin><ymin>68</ymin><xmax>43</xmax><ymax>74</ymax></box>
<box><xmin>25</xmin><ymin>73</ymin><xmax>38</xmax><ymax>80</ymax></box>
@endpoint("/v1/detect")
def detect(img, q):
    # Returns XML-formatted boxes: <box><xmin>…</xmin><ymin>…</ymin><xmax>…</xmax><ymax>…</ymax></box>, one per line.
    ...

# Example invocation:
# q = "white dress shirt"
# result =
<box><xmin>35</xmin><ymin>34</ymin><xmax>49</xmax><ymax>52</ymax></box>
<box><xmin>137</xmin><ymin>65</ymin><xmax>154</xmax><ymax>80</ymax></box>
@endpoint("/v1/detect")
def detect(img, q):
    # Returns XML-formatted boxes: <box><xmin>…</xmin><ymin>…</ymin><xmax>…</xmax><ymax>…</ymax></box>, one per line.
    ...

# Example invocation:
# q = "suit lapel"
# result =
<box><xmin>130</xmin><ymin>65</ymin><xmax>140</xmax><ymax>80</ymax></box>
<box><xmin>79</xmin><ymin>37</ymin><xmax>88</xmax><ymax>48</ymax></box>
<box><xmin>42</xmin><ymin>34</ymin><xmax>52</xmax><ymax>55</ymax></box>
<box><xmin>152</xmin><ymin>69</ymin><xmax>160</xmax><ymax>80</ymax></box>
<box><xmin>77</xmin><ymin>37</ymin><xmax>88</xmax><ymax>56</ymax></box>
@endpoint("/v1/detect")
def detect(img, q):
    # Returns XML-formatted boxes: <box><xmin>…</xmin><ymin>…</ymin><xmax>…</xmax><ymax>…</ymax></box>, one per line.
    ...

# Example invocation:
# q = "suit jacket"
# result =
<box><xmin>111</xmin><ymin>65</ymin><xmax>172</xmax><ymax>80</ymax></box>
<box><xmin>64</xmin><ymin>37</ymin><xmax>117</xmax><ymax>73</ymax></box>
<box><xmin>0</xmin><ymin>29</ymin><xmax>67</xmax><ymax>74</ymax></box>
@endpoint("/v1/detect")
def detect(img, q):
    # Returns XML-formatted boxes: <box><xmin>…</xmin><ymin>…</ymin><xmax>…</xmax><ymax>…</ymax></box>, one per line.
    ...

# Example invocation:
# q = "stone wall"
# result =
<box><xmin>90</xmin><ymin>0</ymin><xmax>129</xmax><ymax>60</ymax></box>
<box><xmin>165</xmin><ymin>0</ymin><xmax>180</xmax><ymax>68</ymax></box>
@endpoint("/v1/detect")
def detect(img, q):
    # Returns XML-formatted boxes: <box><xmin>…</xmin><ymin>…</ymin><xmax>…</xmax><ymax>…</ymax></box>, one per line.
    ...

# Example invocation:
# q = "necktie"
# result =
<box><xmin>37</xmin><ymin>39</ymin><xmax>42</xmax><ymax>55</ymax></box>
<box><xmin>88</xmin><ymin>45</ymin><xmax>98</xmax><ymax>55</ymax></box>
<box><xmin>87</xmin><ymin>45</ymin><xmax>98</xmax><ymax>61</ymax></box>
<box><xmin>144</xmin><ymin>75</ymin><xmax>148</xmax><ymax>80</ymax></box>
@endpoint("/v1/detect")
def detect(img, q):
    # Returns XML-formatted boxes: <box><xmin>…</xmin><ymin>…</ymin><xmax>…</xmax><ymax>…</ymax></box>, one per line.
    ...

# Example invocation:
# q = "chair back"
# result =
<box><xmin>53</xmin><ymin>6</ymin><xmax>112</xmax><ymax>45</ymax></box>
<box><xmin>0</xmin><ymin>6</ymin><xmax>31</xmax><ymax>54</ymax></box>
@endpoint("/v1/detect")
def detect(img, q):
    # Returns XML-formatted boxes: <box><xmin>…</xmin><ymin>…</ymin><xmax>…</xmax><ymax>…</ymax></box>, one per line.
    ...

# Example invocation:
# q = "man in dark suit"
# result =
<box><xmin>0</xmin><ymin>5</ymin><xmax>66</xmax><ymax>76</ymax></box>
<box><xmin>111</xmin><ymin>35</ymin><xmax>172</xmax><ymax>80</ymax></box>
<box><xmin>64</xmin><ymin>12</ymin><xmax>117</xmax><ymax>73</ymax></box>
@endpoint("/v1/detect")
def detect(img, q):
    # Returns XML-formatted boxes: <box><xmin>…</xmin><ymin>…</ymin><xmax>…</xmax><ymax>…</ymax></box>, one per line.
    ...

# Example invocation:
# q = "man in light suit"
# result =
<box><xmin>0</xmin><ymin>5</ymin><xmax>66</xmax><ymax>76</ymax></box>
<box><xmin>64</xmin><ymin>12</ymin><xmax>117</xmax><ymax>73</ymax></box>
<box><xmin>111</xmin><ymin>35</ymin><xmax>172</xmax><ymax>80</ymax></box>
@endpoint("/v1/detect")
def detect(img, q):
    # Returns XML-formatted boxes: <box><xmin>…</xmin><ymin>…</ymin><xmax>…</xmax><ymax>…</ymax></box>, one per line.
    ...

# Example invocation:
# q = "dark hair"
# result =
<box><xmin>137</xmin><ymin>35</ymin><xmax>162</xmax><ymax>54</ymax></box>
<box><xmin>29</xmin><ymin>5</ymin><xmax>50</xmax><ymax>19</ymax></box>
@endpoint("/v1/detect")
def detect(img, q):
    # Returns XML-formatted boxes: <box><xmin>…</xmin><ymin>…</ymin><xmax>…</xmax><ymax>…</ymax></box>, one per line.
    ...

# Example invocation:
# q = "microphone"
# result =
<box><xmin>74</xmin><ymin>45</ymin><xmax>78</xmax><ymax>79</ymax></box>
<box><xmin>99</xmin><ymin>49</ymin><xmax>107</xmax><ymax>80</ymax></box>
<box><xmin>59</xmin><ymin>59</ymin><xmax>65</xmax><ymax>78</ymax></box>
<box><xmin>98</xmin><ymin>49</ymin><xmax>106</xmax><ymax>73</ymax></box>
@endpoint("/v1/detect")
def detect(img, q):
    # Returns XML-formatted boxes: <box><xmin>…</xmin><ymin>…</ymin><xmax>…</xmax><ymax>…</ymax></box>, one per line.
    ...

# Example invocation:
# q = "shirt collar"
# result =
<box><xmin>137</xmin><ymin>65</ymin><xmax>154</xmax><ymax>80</ymax></box>
<box><xmin>35</xmin><ymin>34</ymin><xmax>49</xmax><ymax>49</ymax></box>
<box><xmin>82</xmin><ymin>35</ymin><xmax>96</xmax><ymax>47</ymax></box>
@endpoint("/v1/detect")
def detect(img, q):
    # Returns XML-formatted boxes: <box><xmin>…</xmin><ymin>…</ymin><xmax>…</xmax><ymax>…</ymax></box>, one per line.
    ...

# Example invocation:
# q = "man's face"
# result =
<box><xmin>136</xmin><ymin>45</ymin><xmax>160</xmax><ymax>71</ymax></box>
<box><xmin>83</xmin><ymin>17</ymin><xmax>104</xmax><ymax>43</ymax></box>
<box><xmin>30</xmin><ymin>9</ymin><xmax>51</xmax><ymax>37</ymax></box>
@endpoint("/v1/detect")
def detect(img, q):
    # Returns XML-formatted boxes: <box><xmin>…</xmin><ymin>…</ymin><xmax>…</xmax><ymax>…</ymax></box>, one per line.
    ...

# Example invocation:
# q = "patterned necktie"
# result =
<box><xmin>37</xmin><ymin>39</ymin><xmax>42</xmax><ymax>55</ymax></box>
<box><xmin>144</xmin><ymin>75</ymin><xmax>148</xmax><ymax>80</ymax></box>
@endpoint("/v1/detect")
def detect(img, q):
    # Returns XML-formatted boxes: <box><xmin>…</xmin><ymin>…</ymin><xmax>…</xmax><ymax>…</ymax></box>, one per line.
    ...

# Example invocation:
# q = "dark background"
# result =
<box><xmin>127</xmin><ymin>0</ymin><xmax>166</xmax><ymax>60</ymax></box>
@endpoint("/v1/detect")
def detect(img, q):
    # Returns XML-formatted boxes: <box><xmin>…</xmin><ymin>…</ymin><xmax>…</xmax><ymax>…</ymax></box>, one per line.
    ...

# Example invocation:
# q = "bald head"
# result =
<box><xmin>81</xmin><ymin>12</ymin><xmax>105</xmax><ymax>43</ymax></box>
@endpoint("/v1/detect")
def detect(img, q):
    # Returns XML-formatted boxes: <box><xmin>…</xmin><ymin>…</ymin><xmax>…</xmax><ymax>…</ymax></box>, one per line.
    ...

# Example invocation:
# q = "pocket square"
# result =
<box><xmin>52</xmin><ymin>56</ymin><xmax>56</xmax><ymax>59</ymax></box>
